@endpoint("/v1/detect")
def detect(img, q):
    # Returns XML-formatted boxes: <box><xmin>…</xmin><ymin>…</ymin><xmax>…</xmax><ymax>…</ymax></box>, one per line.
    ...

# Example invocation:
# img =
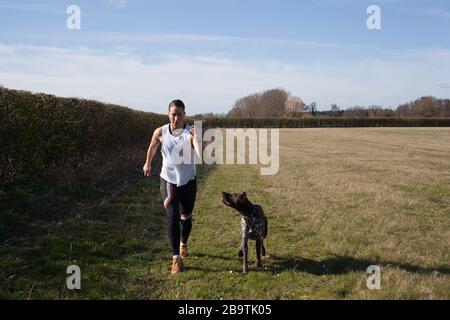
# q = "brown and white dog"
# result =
<box><xmin>221</xmin><ymin>191</ymin><xmax>268</xmax><ymax>274</ymax></box>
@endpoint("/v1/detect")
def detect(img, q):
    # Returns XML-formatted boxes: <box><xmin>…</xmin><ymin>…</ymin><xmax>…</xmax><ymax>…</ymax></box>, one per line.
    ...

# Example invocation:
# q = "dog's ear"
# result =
<box><xmin>243</xmin><ymin>191</ymin><xmax>246</xmax><ymax>196</ymax></box>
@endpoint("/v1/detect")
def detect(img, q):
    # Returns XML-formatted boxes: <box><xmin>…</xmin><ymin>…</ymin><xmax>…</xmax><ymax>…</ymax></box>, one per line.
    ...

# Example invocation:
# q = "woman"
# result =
<box><xmin>143</xmin><ymin>99</ymin><xmax>200</xmax><ymax>274</ymax></box>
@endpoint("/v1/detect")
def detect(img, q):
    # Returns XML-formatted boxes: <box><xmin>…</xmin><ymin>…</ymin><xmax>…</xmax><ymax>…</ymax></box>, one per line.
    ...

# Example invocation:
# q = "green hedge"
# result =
<box><xmin>0</xmin><ymin>88</ymin><xmax>167</xmax><ymax>238</ymax></box>
<box><xmin>200</xmin><ymin>117</ymin><xmax>450</xmax><ymax>128</ymax></box>
<box><xmin>0</xmin><ymin>87</ymin><xmax>166</xmax><ymax>184</ymax></box>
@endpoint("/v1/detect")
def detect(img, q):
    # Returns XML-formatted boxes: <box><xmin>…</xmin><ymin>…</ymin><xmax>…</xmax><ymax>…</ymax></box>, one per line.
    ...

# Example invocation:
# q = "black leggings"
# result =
<box><xmin>160</xmin><ymin>177</ymin><xmax>197</xmax><ymax>256</ymax></box>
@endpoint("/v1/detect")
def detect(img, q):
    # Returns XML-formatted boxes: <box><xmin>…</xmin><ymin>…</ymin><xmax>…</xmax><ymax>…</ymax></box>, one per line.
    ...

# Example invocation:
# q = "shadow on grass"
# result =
<box><xmin>179</xmin><ymin>252</ymin><xmax>449</xmax><ymax>276</ymax></box>
<box><xmin>192</xmin><ymin>252</ymin><xmax>238</xmax><ymax>261</ymax></box>
<box><xmin>268</xmin><ymin>254</ymin><xmax>450</xmax><ymax>276</ymax></box>
<box><xmin>184</xmin><ymin>266</ymin><xmax>224</xmax><ymax>272</ymax></box>
<box><xmin>0</xmin><ymin>162</ymin><xmax>219</xmax><ymax>298</ymax></box>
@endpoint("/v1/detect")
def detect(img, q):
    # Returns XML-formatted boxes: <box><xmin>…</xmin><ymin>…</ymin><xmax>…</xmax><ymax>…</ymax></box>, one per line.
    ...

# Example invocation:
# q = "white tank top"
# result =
<box><xmin>160</xmin><ymin>123</ymin><xmax>196</xmax><ymax>186</ymax></box>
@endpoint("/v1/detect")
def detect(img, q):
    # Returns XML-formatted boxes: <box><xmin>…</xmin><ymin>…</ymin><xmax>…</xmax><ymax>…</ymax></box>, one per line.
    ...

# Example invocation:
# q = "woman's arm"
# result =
<box><xmin>189</xmin><ymin>125</ymin><xmax>202</xmax><ymax>161</ymax></box>
<box><xmin>143</xmin><ymin>127</ymin><xmax>162</xmax><ymax>176</ymax></box>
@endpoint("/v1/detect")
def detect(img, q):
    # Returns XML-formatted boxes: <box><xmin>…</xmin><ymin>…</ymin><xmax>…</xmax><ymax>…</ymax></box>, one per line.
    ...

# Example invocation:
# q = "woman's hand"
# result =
<box><xmin>143</xmin><ymin>163</ymin><xmax>151</xmax><ymax>176</ymax></box>
<box><xmin>189</xmin><ymin>125</ymin><xmax>197</xmax><ymax>139</ymax></box>
<box><xmin>189</xmin><ymin>125</ymin><xmax>202</xmax><ymax>160</ymax></box>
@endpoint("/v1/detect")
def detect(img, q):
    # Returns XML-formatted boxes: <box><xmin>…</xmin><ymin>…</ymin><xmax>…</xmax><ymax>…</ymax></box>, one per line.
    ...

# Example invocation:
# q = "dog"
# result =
<box><xmin>221</xmin><ymin>191</ymin><xmax>268</xmax><ymax>274</ymax></box>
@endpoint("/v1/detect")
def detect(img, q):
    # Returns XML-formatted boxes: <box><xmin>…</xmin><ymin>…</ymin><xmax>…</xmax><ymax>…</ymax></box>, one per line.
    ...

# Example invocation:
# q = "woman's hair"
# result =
<box><xmin>168</xmin><ymin>99</ymin><xmax>185</xmax><ymax>111</ymax></box>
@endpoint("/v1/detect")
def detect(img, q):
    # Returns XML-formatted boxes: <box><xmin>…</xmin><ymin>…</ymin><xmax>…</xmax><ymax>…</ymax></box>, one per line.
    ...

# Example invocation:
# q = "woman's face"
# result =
<box><xmin>168</xmin><ymin>105</ymin><xmax>185</xmax><ymax>128</ymax></box>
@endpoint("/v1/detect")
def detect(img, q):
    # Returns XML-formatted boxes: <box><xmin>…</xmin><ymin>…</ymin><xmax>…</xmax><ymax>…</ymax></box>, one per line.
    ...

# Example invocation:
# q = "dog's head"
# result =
<box><xmin>221</xmin><ymin>191</ymin><xmax>253</xmax><ymax>215</ymax></box>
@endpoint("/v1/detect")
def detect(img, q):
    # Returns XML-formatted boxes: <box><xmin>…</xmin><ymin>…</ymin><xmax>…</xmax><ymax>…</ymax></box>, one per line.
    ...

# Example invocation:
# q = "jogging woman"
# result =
<box><xmin>143</xmin><ymin>99</ymin><xmax>200</xmax><ymax>274</ymax></box>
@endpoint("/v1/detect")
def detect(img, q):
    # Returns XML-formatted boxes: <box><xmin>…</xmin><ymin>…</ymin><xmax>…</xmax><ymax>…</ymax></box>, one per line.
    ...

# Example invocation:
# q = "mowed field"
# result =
<box><xmin>1</xmin><ymin>128</ymin><xmax>449</xmax><ymax>299</ymax></box>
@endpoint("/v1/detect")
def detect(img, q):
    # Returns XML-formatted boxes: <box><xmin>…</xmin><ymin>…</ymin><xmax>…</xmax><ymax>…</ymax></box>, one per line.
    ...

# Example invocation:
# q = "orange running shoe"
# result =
<box><xmin>171</xmin><ymin>256</ymin><xmax>184</xmax><ymax>274</ymax></box>
<box><xmin>180</xmin><ymin>244</ymin><xmax>189</xmax><ymax>259</ymax></box>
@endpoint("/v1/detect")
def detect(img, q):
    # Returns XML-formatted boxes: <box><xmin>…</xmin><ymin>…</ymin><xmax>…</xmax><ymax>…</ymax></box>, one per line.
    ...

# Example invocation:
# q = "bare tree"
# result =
<box><xmin>259</xmin><ymin>88</ymin><xmax>289</xmax><ymax>117</ymax></box>
<box><xmin>228</xmin><ymin>93</ymin><xmax>261</xmax><ymax>117</ymax></box>
<box><xmin>227</xmin><ymin>102</ymin><xmax>243</xmax><ymax>117</ymax></box>
<box><xmin>243</xmin><ymin>94</ymin><xmax>261</xmax><ymax>117</ymax></box>
<box><xmin>344</xmin><ymin>106</ymin><xmax>369</xmax><ymax>117</ymax></box>
<box><xmin>308</xmin><ymin>102</ymin><xmax>317</xmax><ymax>116</ymax></box>
<box><xmin>395</xmin><ymin>96</ymin><xmax>450</xmax><ymax>117</ymax></box>
<box><xmin>285</xmin><ymin>96</ymin><xmax>307</xmax><ymax>117</ymax></box>
<box><xmin>330</xmin><ymin>104</ymin><xmax>339</xmax><ymax>112</ymax></box>
<box><xmin>228</xmin><ymin>88</ymin><xmax>290</xmax><ymax>118</ymax></box>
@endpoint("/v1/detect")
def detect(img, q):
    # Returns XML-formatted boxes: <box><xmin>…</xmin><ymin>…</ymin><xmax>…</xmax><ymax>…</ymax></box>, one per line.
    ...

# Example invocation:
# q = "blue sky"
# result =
<box><xmin>1</xmin><ymin>0</ymin><xmax>449</xmax><ymax>113</ymax></box>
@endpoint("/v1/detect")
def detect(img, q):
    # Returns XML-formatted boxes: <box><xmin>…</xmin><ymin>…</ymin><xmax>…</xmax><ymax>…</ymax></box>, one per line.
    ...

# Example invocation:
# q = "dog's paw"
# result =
<box><xmin>238</xmin><ymin>250</ymin><xmax>243</xmax><ymax>257</ymax></box>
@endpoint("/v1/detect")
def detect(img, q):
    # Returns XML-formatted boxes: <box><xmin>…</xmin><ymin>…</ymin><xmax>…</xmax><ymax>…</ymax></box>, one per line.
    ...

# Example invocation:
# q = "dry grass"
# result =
<box><xmin>259</xmin><ymin>128</ymin><xmax>450</xmax><ymax>298</ymax></box>
<box><xmin>1</xmin><ymin>128</ymin><xmax>448</xmax><ymax>299</ymax></box>
<box><xmin>149</xmin><ymin>127</ymin><xmax>449</xmax><ymax>299</ymax></box>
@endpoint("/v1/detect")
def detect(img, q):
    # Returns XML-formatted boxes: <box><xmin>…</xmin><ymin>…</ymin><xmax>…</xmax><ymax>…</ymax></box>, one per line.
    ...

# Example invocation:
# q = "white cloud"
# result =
<box><xmin>105</xmin><ymin>0</ymin><xmax>127</xmax><ymax>9</ymax></box>
<box><xmin>1</xmin><ymin>43</ymin><xmax>449</xmax><ymax>113</ymax></box>
<box><xmin>0</xmin><ymin>1</ymin><xmax>64</xmax><ymax>14</ymax></box>
<box><xmin>71</xmin><ymin>31</ymin><xmax>361</xmax><ymax>48</ymax></box>
<box><xmin>419</xmin><ymin>8</ymin><xmax>450</xmax><ymax>19</ymax></box>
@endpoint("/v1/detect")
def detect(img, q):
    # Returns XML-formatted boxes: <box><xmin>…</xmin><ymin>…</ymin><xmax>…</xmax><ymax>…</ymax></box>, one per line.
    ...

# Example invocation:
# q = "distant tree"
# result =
<box><xmin>228</xmin><ymin>88</ymin><xmax>289</xmax><ymax>118</ymax></box>
<box><xmin>344</xmin><ymin>106</ymin><xmax>369</xmax><ymax>117</ymax></box>
<box><xmin>366</xmin><ymin>105</ymin><xmax>394</xmax><ymax>117</ymax></box>
<box><xmin>440</xmin><ymin>99</ymin><xmax>450</xmax><ymax>117</ymax></box>
<box><xmin>330</xmin><ymin>104</ymin><xmax>339</xmax><ymax>112</ymax></box>
<box><xmin>227</xmin><ymin>91</ymin><xmax>450</xmax><ymax>119</ymax></box>
<box><xmin>308</xmin><ymin>102</ymin><xmax>317</xmax><ymax>116</ymax></box>
<box><xmin>285</xmin><ymin>96</ymin><xmax>307</xmax><ymax>117</ymax></box>
<box><xmin>259</xmin><ymin>88</ymin><xmax>290</xmax><ymax>117</ymax></box>
<box><xmin>228</xmin><ymin>93</ymin><xmax>261</xmax><ymax>117</ymax></box>
<box><xmin>227</xmin><ymin>104</ymin><xmax>243</xmax><ymax>117</ymax></box>
<box><xmin>395</xmin><ymin>96</ymin><xmax>450</xmax><ymax>117</ymax></box>
<box><xmin>243</xmin><ymin>94</ymin><xmax>261</xmax><ymax>117</ymax></box>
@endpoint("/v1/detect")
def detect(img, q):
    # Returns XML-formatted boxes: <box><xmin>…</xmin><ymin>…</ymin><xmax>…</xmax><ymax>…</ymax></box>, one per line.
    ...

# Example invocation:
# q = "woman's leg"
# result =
<box><xmin>160</xmin><ymin>178</ymin><xmax>181</xmax><ymax>257</ymax></box>
<box><xmin>180</xmin><ymin>215</ymin><xmax>192</xmax><ymax>245</ymax></box>
<box><xmin>179</xmin><ymin>178</ymin><xmax>197</xmax><ymax>245</ymax></box>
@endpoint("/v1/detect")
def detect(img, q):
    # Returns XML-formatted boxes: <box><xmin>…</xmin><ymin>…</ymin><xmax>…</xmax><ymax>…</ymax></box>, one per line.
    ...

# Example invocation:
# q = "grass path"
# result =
<box><xmin>1</xmin><ymin>128</ymin><xmax>449</xmax><ymax>299</ymax></box>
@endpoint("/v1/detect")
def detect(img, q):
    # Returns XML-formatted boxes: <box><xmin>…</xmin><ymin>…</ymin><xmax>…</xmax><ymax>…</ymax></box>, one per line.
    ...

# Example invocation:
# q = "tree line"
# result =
<box><xmin>197</xmin><ymin>88</ymin><xmax>450</xmax><ymax>118</ymax></box>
